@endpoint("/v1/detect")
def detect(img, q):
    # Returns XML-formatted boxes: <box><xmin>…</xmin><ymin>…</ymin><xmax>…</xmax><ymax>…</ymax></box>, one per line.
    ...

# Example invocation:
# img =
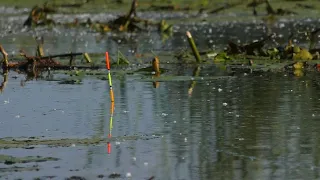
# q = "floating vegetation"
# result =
<box><xmin>0</xmin><ymin>154</ymin><xmax>59</xmax><ymax>165</ymax></box>
<box><xmin>58</xmin><ymin>79</ymin><xmax>82</xmax><ymax>85</ymax></box>
<box><xmin>0</xmin><ymin>134</ymin><xmax>161</xmax><ymax>149</ymax></box>
<box><xmin>22</xmin><ymin>0</ymin><xmax>173</xmax><ymax>34</ymax></box>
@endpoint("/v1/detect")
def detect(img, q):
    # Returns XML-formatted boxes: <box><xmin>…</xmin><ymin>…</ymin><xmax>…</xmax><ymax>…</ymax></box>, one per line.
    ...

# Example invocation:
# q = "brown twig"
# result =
<box><xmin>0</xmin><ymin>45</ymin><xmax>9</xmax><ymax>70</ymax></box>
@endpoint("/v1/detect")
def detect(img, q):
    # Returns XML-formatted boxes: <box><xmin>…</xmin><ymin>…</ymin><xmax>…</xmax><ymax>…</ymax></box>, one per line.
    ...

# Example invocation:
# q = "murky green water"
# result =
<box><xmin>0</xmin><ymin>2</ymin><xmax>320</xmax><ymax>179</ymax></box>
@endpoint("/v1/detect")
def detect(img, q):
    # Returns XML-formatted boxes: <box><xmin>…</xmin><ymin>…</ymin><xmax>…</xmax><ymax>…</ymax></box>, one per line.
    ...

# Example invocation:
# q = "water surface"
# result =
<box><xmin>1</xmin><ymin>70</ymin><xmax>320</xmax><ymax>179</ymax></box>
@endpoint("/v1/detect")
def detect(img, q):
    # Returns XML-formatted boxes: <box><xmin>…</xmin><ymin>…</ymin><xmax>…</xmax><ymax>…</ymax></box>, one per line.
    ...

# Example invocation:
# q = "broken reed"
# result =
<box><xmin>0</xmin><ymin>45</ymin><xmax>9</xmax><ymax>69</ymax></box>
<box><xmin>186</xmin><ymin>31</ymin><xmax>201</xmax><ymax>63</ymax></box>
<box><xmin>152</xmin><ymin>57</ymin><xmax>160</xmax><ymax>74</ymax></box>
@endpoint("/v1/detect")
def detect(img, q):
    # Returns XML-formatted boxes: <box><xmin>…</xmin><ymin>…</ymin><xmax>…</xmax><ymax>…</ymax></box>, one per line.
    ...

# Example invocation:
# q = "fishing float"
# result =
<box><xmin>106</xmin><ymin>52</ymin><xmax>115</xmax><ymax>154</ymax></box>
<box><xmin>106</xmin><ymin>52</ymin><xmax>114</xmax><ymax>102</ymax></box>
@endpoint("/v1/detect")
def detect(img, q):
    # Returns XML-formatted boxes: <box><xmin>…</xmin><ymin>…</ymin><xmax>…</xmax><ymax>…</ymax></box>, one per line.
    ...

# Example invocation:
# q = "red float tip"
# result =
<box><xmin>105</xmin><ymin>52</ymin><xmax>110</xmax><ymax>70</ymax></box>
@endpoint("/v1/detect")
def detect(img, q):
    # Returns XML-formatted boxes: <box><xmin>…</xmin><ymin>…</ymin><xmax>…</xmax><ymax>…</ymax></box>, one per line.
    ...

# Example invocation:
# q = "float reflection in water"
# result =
<box><xmin>107</xmin><ymin>101</ymin><xmax>114</xmax><ymax>154</ymax></box>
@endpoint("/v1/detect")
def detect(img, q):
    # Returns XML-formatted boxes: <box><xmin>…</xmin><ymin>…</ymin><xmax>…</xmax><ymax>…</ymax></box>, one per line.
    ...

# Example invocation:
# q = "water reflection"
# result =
<box><xmin>107</xmin><ymin>101</ymin><xmax>115</xmax><ymax>154</ymax></box>
<box><xmin>0</xmin><ymin>68</ymin><xmax>320</xmax><ymax>179</ymax></box>
<box><xmin>97</xmin><ymin>73</ymin><xmax>320</xmax><ymax>180</ymax></box>
<box><xmin>0</xmin><ymin>70</ymin><xmax>8</xmax><ymax>93</ymax></box>
<box><xmin>188</xmin><ymin>65</ymin><xmax>200</xmax><ymax>96</ymax></box>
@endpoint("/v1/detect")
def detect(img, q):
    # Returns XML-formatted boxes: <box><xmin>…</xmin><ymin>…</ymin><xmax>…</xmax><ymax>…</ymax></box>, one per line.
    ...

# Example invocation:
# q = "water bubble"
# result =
<box><xmin>184</xmin><ymin>137</ymin><xmax>187</xmax><ymax>142</ymax></box>
<box><xmin>161</xmin><ymin>113</ymin><xmax>168</xmax><ymax>117</ymax></box>
<box><xmin>144</xmin><ymin>162</ymin><xmax>148</xmax><ymax>166</ymax></box>
<box><xmin>279</xmin><ymin>23</ymin><xmax>285</xmax><ymax>28</ymax></box>
<box><xmin>15</xmin><ymin>115</ymin><xmax>20</xmax><ymax>118</ymax></box>
<box><xmin>132</xmin><ymin>157</ymin><xmax>136</xmax><ymax>161</ymax></box>
<box><xmin>115</xmin><ymin>141</ymin><xmax>121</xmax><ymax>145</ymax></box>
<box><xmin>222</xmin><ymin>103</ymin><xmax>228</xmax><ymax>106</ymax></box>
<box><xmin>126</xmin><ymin>172</ymin><xmax>132</xmax><ymax>178</ymax></box>
<box><xmin>173</xmin><ymin>121</ymin><xmax>176</xmax><ymax>123</ymax></box>
<box><xmin>218</xmin><ymin>88</ymin><xmax>223</xmax><ymax>92</ymax></box>
<box><xmin>4</xmin><ymin>98</ymin><xmax>9</xmax><ymax>104</ymax></box>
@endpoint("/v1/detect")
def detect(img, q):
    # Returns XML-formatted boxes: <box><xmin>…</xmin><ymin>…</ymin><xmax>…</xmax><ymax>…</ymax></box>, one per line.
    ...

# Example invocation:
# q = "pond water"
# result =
<box><xmin>1</xmin><ymin>70</ymin><xmax>320</xmax><ymax>179</ymax></box>
<box><xmin>0</xmin><ymin>3</ymin><xmax>320</xmax><ymax>179</ymax></box>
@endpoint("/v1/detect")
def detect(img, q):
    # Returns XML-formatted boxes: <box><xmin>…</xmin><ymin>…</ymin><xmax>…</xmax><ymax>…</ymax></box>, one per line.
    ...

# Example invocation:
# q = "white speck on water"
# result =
<box><xmin>236</xmin><ymin>114</ymin><xmax>240</xmax><ymax>117</ymax></box>
<box><xmin>238</xmin><ymin>138</ymin><xmax>245</xmax><ymax>141</ymax></box>
<box><xmin>132</xmin><ymin>157</ymin><xmax>136</xmax><ymax>161</ymax></box>
<box><xmin>123</xmin><ymin>110</ymin><xmax>129</xmax><ymax>113</ymax></box>
<box><xmin>144</xmin><ymin>162</ymin><xmax>148</xmax><ymax>166</ymax></box>
<box><xmin>190</xmin><ymin>77</ymin><xmax>194</xmax><ymax>80</ymax></box>
<box><xmin>161</xmin><ymin>113</ymin><xmax>168</xmax><ymax>117</ymax></box>
<box><xmin>223</xmin><ymin>103</ymin><xmax>228</xmax><ymax>106</ymax></box>
<box><xmin>218</xmin><ymin>88</ymin><xmax>223</xmax><ymax>92</ymax></box>
<box><xmin>126</xmin><ymin>172</ymin><xmax>132</xmax><ymax>178</ymax></box>
<box><xmin>71</xmin><ymin>144</ymin><xmax>76</xmax><ymax>147</ymax></box>
<box><xmin>312</xmin><ymin>114</ymin><xmax>316</xmax><ymax>117</ymax></box>
<box><xmin>212</xmin><ymin>87</ymin><xmax>215</xmax><ymax>90</ymax></box>
<box><xmin>184</xmin><ymin>137</ymin><xmax>187</xmax><ymax>142</ymax></box>
<box><xmin>4</xmin><ymin>98</ymin><xmax>9</xmax><ymax>104</ymax></box>
<box><xmin>115</xmin><ymin>142</ymin><xmax>121</xmax><ymax>145</ymax></box>
<box><xmin>279</xmin><ymin>23</ymin><xmax>285</xmax><ymax>28</ymax></box>
<box><xmin>179</xmin><ymin>133</ymin><xmax>182</xmax><ymax>135</ymax></box>
<box><xmin>173</xmin><ymin>121</ymin><xmax>176</xmax><ymax>123</ymax></box>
